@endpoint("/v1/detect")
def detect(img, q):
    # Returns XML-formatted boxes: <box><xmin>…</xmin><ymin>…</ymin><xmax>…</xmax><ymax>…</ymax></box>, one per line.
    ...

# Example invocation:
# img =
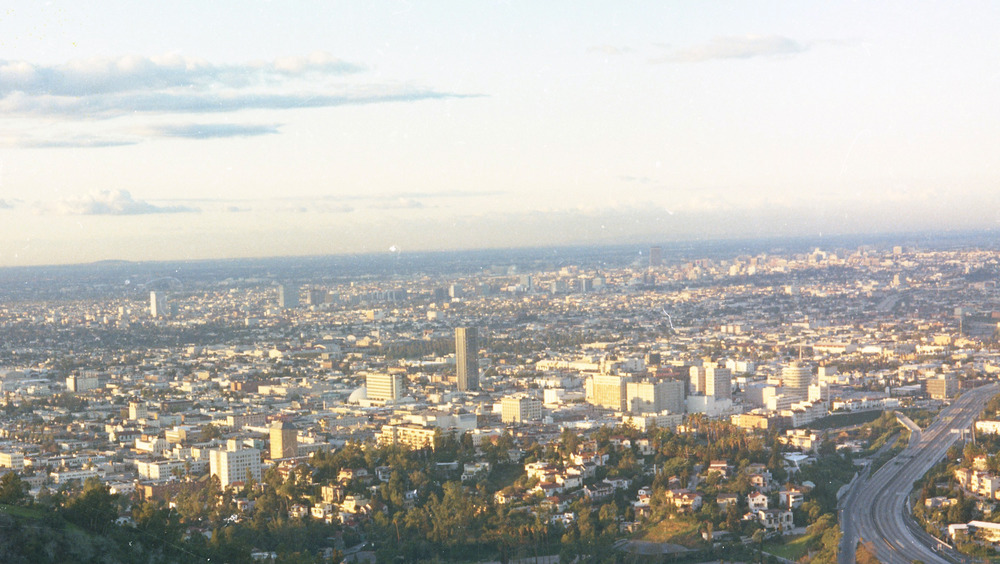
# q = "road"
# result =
<box><xmin>838</xmin><ymin>383</ymin><xmax>998</xmax><ymax>564</ymax></box>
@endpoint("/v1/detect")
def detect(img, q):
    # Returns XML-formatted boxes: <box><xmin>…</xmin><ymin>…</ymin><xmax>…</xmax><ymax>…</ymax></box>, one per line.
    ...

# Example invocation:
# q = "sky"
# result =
<box><xmin>1</xmin><ymin>2</ymin><xmax>999</xmax><ymax>266</ymax></box>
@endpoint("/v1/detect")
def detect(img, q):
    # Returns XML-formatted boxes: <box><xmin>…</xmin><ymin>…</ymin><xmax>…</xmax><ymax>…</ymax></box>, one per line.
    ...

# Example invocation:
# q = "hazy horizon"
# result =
<box><xmin>2</xmin><ymin>2</ymin><xmax>1000</xmax><ymax>266</ymax></box>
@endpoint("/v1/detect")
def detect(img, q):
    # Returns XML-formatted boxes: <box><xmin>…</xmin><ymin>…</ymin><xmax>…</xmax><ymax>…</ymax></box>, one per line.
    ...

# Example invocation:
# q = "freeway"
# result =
<box><xmin>838</xmin><ymin>383</ymin><xmax>999</xmax><ymax>564</ymax></box>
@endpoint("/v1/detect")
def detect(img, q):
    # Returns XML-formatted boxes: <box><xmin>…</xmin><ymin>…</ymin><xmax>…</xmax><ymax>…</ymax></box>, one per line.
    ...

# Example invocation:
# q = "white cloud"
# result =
<box><xmin>38</xmin><ymin>190</ymin><xmax>197</xmax><ymax>215</ymax></box>
<box><xmin>652</xmin><ymin>35</ymin><xmax>808</xmax><ymax>63</ymax></box>
<box><xmin>0</xmin><ymin>53</ymin><xmax>475</xmax><ymax>147</ymax></box>
<box><xmin>147</xmin><ymin>123</ymin><xmax>281</xmax><ymax>139</ymax></box>
<box><xmin>0</xmin><ymin>52</ymin><xmax>362</xmax><ymax>97</ymax></box>
<box><xmin>370</xmin><ymin>198</ymin><xmax>424</xmax><ymax>210</ymax></box>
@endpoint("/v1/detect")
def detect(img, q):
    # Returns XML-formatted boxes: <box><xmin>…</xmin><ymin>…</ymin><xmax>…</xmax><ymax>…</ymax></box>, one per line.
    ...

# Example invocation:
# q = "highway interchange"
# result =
<box><xmin>838</xmin><ymin>383</ymin><xmax>999</xmax><ymax>564</ymax></box>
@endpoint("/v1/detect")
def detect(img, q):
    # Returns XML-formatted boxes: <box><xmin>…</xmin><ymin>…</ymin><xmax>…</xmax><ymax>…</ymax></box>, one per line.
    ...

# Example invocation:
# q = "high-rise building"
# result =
<box><xmin>150</xmin><ymin>291</ymin><xmax>166</xmax><ymax>318</ymax></box>
<box><xmin>705</xmin><ymin>365</ymin><xmax>732</xmax><ymax>400</ymax></box>
<box><xmin>366</xmin><ymin>372</ymin><xmax>405</xmax><ymax>403</ymax></box>
<box><xmin>626</xmin><ymin>379</ymin><xmax>686</xmax><ymax>414</ymax></box>
<box><xmin>278</xmin><ymin>284</ymin><xmax>299</xmax><ymax>308</ymax></box>
<box><xmin>455</xmin><ymin>327</ymin><xmax>479</xmax><ymax>391</ymax></box>
<box><xmin>690</xmin><ymin>366</ymin><xmax>707</xmax><ymax>394</ymax></box>
<box><xmin>586</xmin><ymin>374</ymin><xmax>629</xmax><ymax>411</ymax></box>
<box><xmin>306</xmin><ymin>288</ymin><xmax>327</xmax><ymax>306</ymax></box>
<box><xmin>269</xmin><ymin>421</ymin><xmax>298</xmax><ymax>460</ymax></box>
<box><xmin>650</xmin><ymin>246</ymin><xmax>663</xmax><ymax>268</ymax></box>
<box><xmin>501</xmin><ymin>394</ymin><xmax>543</xmax><ymax>423</ymax></box>
<box><xmin>782</xmin><ymin>362</ymin><xmax>812</xmax><ymax>399</ymax></box>
<box><xmin>210</xmin><ymin>446</ymin><xmax>262</xmax><ymax>487</ymax></box>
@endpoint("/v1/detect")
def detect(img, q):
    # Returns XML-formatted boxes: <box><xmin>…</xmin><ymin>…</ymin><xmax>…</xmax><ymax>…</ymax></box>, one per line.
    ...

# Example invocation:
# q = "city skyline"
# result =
<box><xmin>2</xmin><ymin>2</ymin><xmax>1000</xmax><ymax>266</ymax></box>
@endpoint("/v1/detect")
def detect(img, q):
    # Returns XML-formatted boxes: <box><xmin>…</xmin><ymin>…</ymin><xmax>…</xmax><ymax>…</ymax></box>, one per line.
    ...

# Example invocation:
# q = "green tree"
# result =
<box><xmin>63</xmin><ymin>477</ymin><xmax>118</xmax><ymax>533</ymax></box>
<box><xmin>0</xmin><ymin>472</ymin><xmax>28</xmax><ymax>505</ymax></box>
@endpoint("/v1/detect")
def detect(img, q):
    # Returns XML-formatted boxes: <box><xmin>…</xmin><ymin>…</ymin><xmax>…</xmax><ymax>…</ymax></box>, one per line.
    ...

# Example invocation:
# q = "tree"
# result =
<box><xmin>855</xmin><ymin>541</ymin><xmax>879</xmax><ymax>564</ymax></box>
<box><xmin>199</xmin><ymin>423</ymin><xmax>222</xmax><ymax>442</ymax></box>
<box><xmin>63</xmin><ymin>477</ymin><xmax>118</xmax><ymax>533</ymax></box>
<box><xmin>0</xmin><ymin>472</ymin><xmax>28</xmax><ymax>505</ymax></box>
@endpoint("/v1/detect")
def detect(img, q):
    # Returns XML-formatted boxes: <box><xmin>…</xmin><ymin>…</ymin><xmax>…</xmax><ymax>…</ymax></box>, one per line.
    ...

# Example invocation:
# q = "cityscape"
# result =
<box><xmin>5</xmin><ymin>2</ymin><xmax>1000</xmax><ymax>563</ymax></box>
<box><xmin>0</xmin><ymin>233</ymin><xmax>1000</xmax><ymax>562</ymax></box>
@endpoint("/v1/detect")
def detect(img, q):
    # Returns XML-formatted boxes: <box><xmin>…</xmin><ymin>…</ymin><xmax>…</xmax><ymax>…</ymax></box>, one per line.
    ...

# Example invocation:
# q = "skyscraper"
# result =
<box><xmin>626</xmin><ymin>379</ymin><xmax>685</xmax><ymax>414</ymax></box>
<box><xmin>270</xmin><ymin>421</ymin><xmax>298</xmax><ymax>460</ymax></box>
<box><xmin>150</xmin><ymin>291</ymin><xmax>166</xmax><ymax>318</ymax></box>
<box><xmin>650</xmin><ymin>246</ymin><xmax>663</xmax><ymax>268</ymax></box>
<box><xmin>705</xmin><ymin>365</ymin><xmax>732</xmax><ymax>400</ymax></box>
<box><xmin>455</xmin><ymin>327</ymin><xmax>479</xmax><ymax>391</ymax></box>
<box><xmin>782</xmin><ymin>362</ymin><xmax>812</xmax><ymax>399</ymax></box>
<box><xmin>278</xmin><ymin>284</ymin><xmax>299</xmax><ymax>308</ymax></box>
<box><xmin>586</xmin><ymin>374</ymin><xmax>628</xmax><ymax>411</ymax></box>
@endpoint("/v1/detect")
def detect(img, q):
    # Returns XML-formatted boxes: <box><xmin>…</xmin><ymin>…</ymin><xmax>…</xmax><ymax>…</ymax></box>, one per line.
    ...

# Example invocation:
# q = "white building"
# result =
<box><xmin>365</xmin><ymin>372</ymin><xmax>405</xmax><ymax>403</ymax></box>
<box><xmin>209</xmin><ymin>446</ymin><xmax>261</xmax><ymax>487</ymax></box>
<box><xmin>501</xmin><ymin>394</ymin><xmax>542</xmax><ymax>423</ymax></box>
<box><xmin>626</xmin><ymin>379</ymin><xmax>685</xmax><ymax>414</ymax></box>
<box><xmin>0</xmin><ymin>452</ymin><xmax>24</xmax><ymax>471</ymax></box>
<box><xmin>67</xmin><ymin>374</ymin><xmax>99</xmax><ymax>393</ymax></box>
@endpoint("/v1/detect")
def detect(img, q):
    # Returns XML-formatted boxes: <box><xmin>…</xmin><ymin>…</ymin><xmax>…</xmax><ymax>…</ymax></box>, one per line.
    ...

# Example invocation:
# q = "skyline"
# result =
<box><xmin>2</xmin><ymin>2</ymin><xmax>1000</xmax><ymax>266</ymax></box>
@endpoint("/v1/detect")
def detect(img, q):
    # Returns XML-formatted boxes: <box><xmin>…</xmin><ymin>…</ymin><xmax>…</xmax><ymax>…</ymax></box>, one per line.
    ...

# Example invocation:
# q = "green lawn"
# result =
<box><xmin>0</xmin><ymin>503</ymin><xmax>47</xmax><ymax>520</ymax></box>
<box><xmin>641</xmin><ymin>515</ymin><xmax>703</xmax><ymax>547</ymax></box>
<box><xmin>764</xmin><ymin>533</ymin><xmax>812</xmax><ymax>561</ymax></box>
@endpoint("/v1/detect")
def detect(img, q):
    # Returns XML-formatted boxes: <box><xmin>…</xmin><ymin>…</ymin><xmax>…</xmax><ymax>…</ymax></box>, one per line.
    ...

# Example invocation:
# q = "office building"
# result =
<box><xmin>501</xmin><ymin>394</ymin><xmax>542</xmax><ymax>423</ymax></box>
<box><xmin>626</xmin><ymin>379</ymin><xmax>685</xmax><ymax>414</ymax></box>
<box><xmin>927</xmin><ymin>375</ymin><xmax>958</xmax><ymax>400</ymax></box>
<box><xmin>650</xmin><ymin>246</ymin><xmax>663</xmax><ymax>268</ymax></box>
<box><xmin>129</xmin><ymin>401</ymin><xmax>148</xmax><ymax>421</ymax></box>
<box><xmin>586</xmin><ymin>374</ymin><xmax>628</xmax><ymax>411</ymax></box>
<box><xmin>150</xmin><ymin>291</ymin><xmax>166</xmax><ymax>318</ymax></box>
<box><xmin>278</xmin><ymin>284</ymin><xmax>299</xmax><ymax>308</ymax></box>
<box><xmin>378</xmin><ymin>424</ymin><xmax>437</xmax><ymax>450</ymax></box>
<box><xmin>0</xmin><ymin>452</ymin><xmax>24</xmax><ymax>471</ymax></box>
<box><xmin>270</xmin><ymin>421</ymin><xmax>298</xmax><ymax>460</ymax></box>
<box><xmin>306</xmin><ymin>288</ymin><xmax>327</xmax><ymax>306</ymax></box>
<box><xmin>67</xmin><ymin>374</ymin><xmax>99</xmax><ymax>393</ymax></box>
<box><xmin>782</xmin><ymin>362</ymin><xmax>812</xmax><ymax>399</ymax></box>
<box><xmin>455</xmin><ymin>327</ymin><xmax>479</xmax><ymax>391</ymax></box>
<box><xmin>366</xmin><ymin>372</ymin><xmax>405</xmax><ymax>403</ymax></box>
<box><xmin>209</xmin><ymin>446</ymin><xmax>262</xmax><ymax>487</ymax></box>
<box><xmin>690</xmin><ymin>366</ymin><xmax>707</xmax><ymax>394</ymax></box>
<box><xmin>705</xmin><ymin>365</ymin><xmax>732</xmax><ymax>400</ymax></box>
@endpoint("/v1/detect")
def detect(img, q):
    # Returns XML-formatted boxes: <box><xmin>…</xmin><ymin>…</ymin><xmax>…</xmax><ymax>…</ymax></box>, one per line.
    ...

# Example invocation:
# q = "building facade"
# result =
<box><xmin>501</xmin><ymin>394</ymin><xmax>542</xmax><ymax>423</ymax></box>
<box><xmin>455</xmin><ymin>327</ymin><xmax>479</xmax><ymax>391</ymax></box>
<box><xmin>366</xmin><ymin>372</ymin><xmax>405</xmax><ymax>403</ymax></box>
<box><xmin>209</xmin><ymin>446</ymin><xmax>262</xmax><ymax>487</ymax></box>
<box><xmin>270</xmin><ymin>421</ymin><xmax>298</xmax><ymax>460</ymax></box>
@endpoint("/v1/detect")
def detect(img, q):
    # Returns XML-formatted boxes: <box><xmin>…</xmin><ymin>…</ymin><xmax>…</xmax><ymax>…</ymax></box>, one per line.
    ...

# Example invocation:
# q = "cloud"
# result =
<box><xmin>12</xmin><ymin>135</ymin><xmax>139</xmax><ymax>149</ymax></box>
<box><xmin>394</xmin><ymin>189</ymin><xmax>504</xmax><ymax>199</ymax></box>
<box><xmin>0</xmin><ymin>52</ymin><xmax>362</xmax><ymax>97</ymax></box>
<box><xmin>0</xmin><ymin>85</ymin><xmax>471</xmax><ymax>119</ymax></box>
<box><xmin>0</xmin><ymin>52</ymin><xmax>477</xmax><ymax>144</ymax></box>
<box><xmin>370</xmin><ymin>198</ymin><xmax>424</xmax><ymax>210</ymax></box>
<box><xmin>0</xmin><ymin>200</ymin><xmax>12</xmax><ymax>209</ymax></box>
<box><xmin>39</xmin><ymin>190</ymin><xmax>198</xmax><ymax>215</ymax></box>
<box><xmin>652</xmin><ymin>35</ymin><xmax>807</xmax><ymax>63</ymax></box>
<box><xmin>148</xmin><ymin>123</ymin><xmax>281</xmax><ymax>139</ymax></box>
<box><xmin>277</xmin><ymin>202</ymin><xmax>354</xmax><ymax>214</ymax></box>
